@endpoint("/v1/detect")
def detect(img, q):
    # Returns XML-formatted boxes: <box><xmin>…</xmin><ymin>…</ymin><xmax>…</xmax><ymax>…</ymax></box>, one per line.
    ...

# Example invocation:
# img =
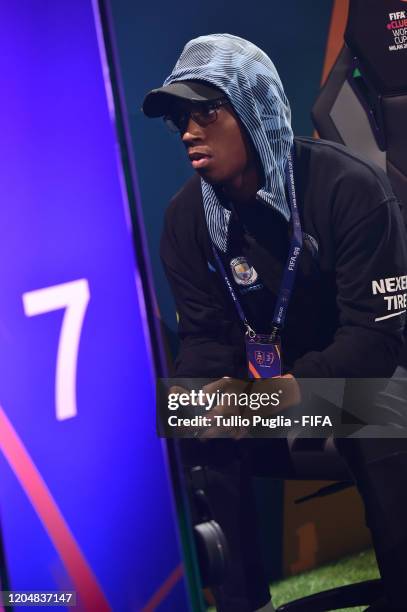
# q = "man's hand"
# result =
<box><xmin>248</xmin><ymin>374</ymin><xmax>301</xmax><ymax>413</ymax></box>
<box><xmin>199</xmin><ymin>377</ymin><xmax>252</xmax><ymax>440</ymax></box>
<box><xmin>166</xmin><ymin>376</ymin><xmax>301</xmax><ymax>440</ymax></box>
<box><xmin>199</xmin><ymin>375</ymin><xmax>301</xmax><ymax>440</ymax></box>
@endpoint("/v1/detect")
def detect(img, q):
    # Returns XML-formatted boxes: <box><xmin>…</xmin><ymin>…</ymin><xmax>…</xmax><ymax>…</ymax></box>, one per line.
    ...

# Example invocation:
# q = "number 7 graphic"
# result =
<box><xmin>22</xmin><ymin>279</ymin><xmax>90</xmax><ymax>421</ymax></box>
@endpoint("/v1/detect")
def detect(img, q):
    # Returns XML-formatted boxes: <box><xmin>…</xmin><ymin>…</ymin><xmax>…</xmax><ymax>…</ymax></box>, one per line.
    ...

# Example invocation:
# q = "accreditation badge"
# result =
<box><xmin>245</xmin><ymin>332</ymin><xmax>282</xmax><ymax>379</ymax></box>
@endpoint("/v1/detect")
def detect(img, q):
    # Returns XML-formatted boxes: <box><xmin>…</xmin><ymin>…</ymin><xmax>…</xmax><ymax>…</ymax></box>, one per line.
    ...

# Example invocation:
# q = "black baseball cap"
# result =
<box><xmin>142</xmin><ymin>80</ymin><xmax>224</xmax><ymax>118</ymax></box>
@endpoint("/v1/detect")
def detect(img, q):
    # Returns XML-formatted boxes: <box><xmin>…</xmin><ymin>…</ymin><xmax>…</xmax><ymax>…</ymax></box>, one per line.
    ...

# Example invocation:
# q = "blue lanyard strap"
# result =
<box><xmin>212</xmin><ymin>147</ymin><xmax>303</xmax><ymax>338</ymax></box>
<box><xmin>273</xmin><ymin>149</ymin><xmax>303</xmax><ymax>331</ymax></box>
<box><xmin>212</xmin><ymin>245</ymin><xmax>248</xmax><ymax>323</ymax></box>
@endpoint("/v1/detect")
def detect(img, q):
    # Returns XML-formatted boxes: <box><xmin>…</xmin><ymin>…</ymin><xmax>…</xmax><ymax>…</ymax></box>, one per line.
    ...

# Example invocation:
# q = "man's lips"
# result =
<box><xmin>188</xmin><ymin>149</ymin><xmax>212</xmax><ymax>169</ymax></box>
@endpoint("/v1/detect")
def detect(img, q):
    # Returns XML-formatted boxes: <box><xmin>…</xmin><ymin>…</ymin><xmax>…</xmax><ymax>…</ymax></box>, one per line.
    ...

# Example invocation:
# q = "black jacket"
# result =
<box><xmin>161</xmin><ymin>138</ymin><xmax>407</xmax><ymax>378</ymax></box>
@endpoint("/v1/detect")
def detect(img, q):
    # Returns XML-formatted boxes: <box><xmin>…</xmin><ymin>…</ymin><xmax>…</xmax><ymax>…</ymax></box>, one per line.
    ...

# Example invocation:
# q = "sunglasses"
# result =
<box><xmin>163</xmin><ymin>98</ymin><xmax>229</xmax><ymax>133</ymax></box>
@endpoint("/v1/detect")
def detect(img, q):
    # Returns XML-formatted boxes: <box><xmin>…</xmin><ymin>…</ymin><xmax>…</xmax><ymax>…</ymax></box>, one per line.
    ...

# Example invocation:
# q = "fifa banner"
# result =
<box><xmin>0</xmin><ymin>2</ymin><xmax>190</xmax><ymax>610</ymax></box>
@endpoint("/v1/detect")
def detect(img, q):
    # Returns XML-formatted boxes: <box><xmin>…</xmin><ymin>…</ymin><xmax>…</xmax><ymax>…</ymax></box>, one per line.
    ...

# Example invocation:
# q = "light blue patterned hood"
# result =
<box><xmin>164</xmin><ymin>33</ymin><xmax>294</xmax><ymax>252</ymax></box>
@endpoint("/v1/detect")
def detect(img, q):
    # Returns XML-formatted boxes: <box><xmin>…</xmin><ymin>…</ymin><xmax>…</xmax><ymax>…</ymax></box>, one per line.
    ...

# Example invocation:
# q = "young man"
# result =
<box><xmin>143</xmin><ymin>35</ymin><xmax>407</xmax><ymax>611</ymax></box>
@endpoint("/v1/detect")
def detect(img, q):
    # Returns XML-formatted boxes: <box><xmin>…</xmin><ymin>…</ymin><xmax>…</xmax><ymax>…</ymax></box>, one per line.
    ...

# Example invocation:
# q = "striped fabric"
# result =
<box><xmin>164</xmin><ymin>33</ymin><xmax>294</xmax><ymax>252</ymax></box>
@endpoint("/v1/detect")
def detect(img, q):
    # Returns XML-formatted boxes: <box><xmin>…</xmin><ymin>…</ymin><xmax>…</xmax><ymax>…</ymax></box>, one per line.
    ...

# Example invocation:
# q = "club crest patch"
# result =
<box><xmin>255</xmin><ymin>350</ymin><xmax>275</xmax><ymax>367</ymax></box>
<box><xmin>230</xmin><ymin>256</ymin><xmax>258</xmax><ymax>286</ymax></box>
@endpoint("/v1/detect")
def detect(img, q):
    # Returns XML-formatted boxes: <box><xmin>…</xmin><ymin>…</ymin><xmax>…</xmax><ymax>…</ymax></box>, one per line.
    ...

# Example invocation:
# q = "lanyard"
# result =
<box><xmin>212</xmin><ymin>147</ymin><xmax>303</xmax><ymax>339</ymax></box>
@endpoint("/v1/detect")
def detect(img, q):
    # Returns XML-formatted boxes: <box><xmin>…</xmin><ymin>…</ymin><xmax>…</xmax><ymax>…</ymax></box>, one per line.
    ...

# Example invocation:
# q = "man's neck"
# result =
<box><xmin>221</xmin><ymin>165</ymin><xmax>261</xmax><ymax>205</ymax></box>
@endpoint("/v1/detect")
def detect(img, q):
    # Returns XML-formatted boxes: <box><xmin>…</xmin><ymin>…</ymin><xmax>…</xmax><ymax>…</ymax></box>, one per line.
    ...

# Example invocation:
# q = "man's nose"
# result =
<box><xmin>181</xmin><ymin>116</ymin><xmax>204</xmax><ymax>144</ymax></box>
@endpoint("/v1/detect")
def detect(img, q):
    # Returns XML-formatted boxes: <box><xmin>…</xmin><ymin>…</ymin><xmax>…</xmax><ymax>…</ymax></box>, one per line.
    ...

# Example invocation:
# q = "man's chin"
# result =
<box><xmin>194</xmin><ymin>168</ymin><xmax>225</xmax><ymax>186</ymax></box>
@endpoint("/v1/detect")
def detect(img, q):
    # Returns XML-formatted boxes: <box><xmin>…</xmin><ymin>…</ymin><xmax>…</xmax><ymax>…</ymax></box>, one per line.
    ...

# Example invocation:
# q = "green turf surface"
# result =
<box><xmin>270</xmin><ymin>548</ymin><xmax>379</xmax><ymax>611</ymax></box>
<box><xmin>208</xmin><ymin>548</ymin><xmax>380</xmax><ymax>611</ymax></box>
